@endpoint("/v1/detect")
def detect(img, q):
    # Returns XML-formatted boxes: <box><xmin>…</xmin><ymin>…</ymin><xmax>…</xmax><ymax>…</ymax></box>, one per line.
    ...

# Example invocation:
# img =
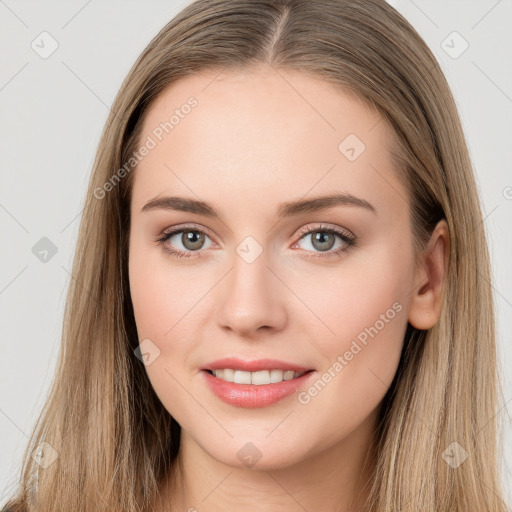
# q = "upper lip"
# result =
<box><xmin>202</xmin><ymin>357</ymin><xmax>313</xmax><ymax>372</ymax></box>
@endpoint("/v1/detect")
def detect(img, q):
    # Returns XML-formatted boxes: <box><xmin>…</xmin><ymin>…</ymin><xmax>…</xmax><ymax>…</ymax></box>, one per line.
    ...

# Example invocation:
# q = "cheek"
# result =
<box><xmin>128</xmin><ymin>244</ymin><xmax>200</xmax><ymax>425</ymax></box>
<box><xmin>293</xmin><ymin>240</ymin><xmax>414</xmax><ymax>356</ymax></box>
<box><xmin>296</xmin><ymin>303</ymin><xmax>407</xmax><ymax>452</ymax></box>
<box><xmin>128</xmin><ymin>238</ymin><xmax>216</xmax><ymax>405</ymax></box>
<box><xmin>292</xmin><ymin>245</ymin><xmax>413</xmax><ymax>444</ymax></box>
<box><xmin>128</xmin><ymin>237</ymin><xmax>206</xmax><ymax>341</ymax></box>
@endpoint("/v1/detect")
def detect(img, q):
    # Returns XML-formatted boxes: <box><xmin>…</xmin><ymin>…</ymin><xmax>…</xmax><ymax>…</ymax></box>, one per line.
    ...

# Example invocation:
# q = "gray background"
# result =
<box><xmin>1</xmin><ymin>0</ymin><xmax>511</xmax><ymax>505</ymax></box>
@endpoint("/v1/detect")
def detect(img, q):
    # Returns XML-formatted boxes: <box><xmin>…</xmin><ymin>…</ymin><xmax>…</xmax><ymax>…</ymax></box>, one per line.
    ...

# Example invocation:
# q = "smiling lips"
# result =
<box><xmin>201</xmin><ymin>357</ymin><xmax>315</xmax><ymax>408</ymax></box>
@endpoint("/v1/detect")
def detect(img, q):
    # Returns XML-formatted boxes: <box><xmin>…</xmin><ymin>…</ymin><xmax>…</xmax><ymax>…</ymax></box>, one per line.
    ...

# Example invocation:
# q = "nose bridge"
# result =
<box><xmin>231</xmin><ymin>245</ymin><xmax>270</xmax><ymax>300</ymax></box>
<box><xmin>216</xmin><ymin>239</ymin><xmax>287</xmax><ymax>335</ymax></box>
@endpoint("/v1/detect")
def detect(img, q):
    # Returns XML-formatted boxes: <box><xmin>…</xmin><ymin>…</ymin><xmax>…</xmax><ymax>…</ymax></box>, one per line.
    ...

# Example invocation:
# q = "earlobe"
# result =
<box><xmin>408</xmin><ymin>220</ymin><xmax>450</xmax><ymax>330</ymax></box>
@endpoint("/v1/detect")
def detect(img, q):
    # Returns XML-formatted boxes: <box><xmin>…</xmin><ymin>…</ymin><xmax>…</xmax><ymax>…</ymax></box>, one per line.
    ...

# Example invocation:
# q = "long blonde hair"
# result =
<box><xmin>3</xmin><ymin>0</ymin><xmax>508</xmax><ymax>510</ymax></box>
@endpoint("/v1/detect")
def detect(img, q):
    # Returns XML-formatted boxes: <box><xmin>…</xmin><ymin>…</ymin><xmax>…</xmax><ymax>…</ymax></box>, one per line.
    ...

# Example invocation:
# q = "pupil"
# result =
<box><xmin>313</xmin><ymin>231</ymin><xmax>334</xmax><ymax>251</ymax></box>
<box><xmin>183</xmin><ymin>231</ymin><xmax>204</xmax><ymax>250</ymax></box>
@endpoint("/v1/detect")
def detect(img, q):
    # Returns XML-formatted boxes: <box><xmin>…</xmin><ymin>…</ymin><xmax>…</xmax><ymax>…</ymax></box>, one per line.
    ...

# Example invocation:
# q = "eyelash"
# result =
<box><xmin>156</xmin><ymin>223</ymin><xmax>356</xmax><ymax>260</ymax></box>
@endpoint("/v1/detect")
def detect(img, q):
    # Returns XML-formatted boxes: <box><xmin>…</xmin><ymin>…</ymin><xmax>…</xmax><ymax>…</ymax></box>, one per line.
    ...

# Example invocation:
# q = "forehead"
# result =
<box><xmin>141</xmin><ymin>65</ymin><xmax>383</xmax><ymax>152</ymax></box>
<box><xmin>131</xmin><ymin>65</ymin><xmax>406</xmax><ymax>220</ymax></box>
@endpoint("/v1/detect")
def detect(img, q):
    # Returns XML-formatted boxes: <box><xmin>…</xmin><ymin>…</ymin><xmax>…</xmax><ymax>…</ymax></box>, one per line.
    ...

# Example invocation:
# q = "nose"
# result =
<box><xmin>216</xmin><ymin>250</ymin><xmax>287</xmax><ymax>337</ymax></box>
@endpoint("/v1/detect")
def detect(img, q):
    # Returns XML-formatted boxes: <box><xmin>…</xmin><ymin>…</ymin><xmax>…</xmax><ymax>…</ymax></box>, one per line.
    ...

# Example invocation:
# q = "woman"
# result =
<box><xmin>3</xmin><ymin>0</ymin><xmax>509</xmax><ymax>510</ymax></box>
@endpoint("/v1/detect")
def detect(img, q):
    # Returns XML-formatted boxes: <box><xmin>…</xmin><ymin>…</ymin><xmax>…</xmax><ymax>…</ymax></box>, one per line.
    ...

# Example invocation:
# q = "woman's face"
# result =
<box><xmin>128</xmin><ymin>64</ymin><xmax>417</xmax><ymax>469</ymax></box>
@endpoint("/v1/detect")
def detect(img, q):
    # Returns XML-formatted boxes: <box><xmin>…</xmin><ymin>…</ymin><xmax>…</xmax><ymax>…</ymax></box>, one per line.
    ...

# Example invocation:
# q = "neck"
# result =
<box><xmin>158</xmin><ymin>410</ymin><xmax>378</xmax><ymax>512</ymax></box>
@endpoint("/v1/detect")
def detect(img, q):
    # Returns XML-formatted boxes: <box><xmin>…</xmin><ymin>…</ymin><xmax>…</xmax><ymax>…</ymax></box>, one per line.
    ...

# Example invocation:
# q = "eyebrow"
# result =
<box><xmin>141</xmin><ymin>193</ymin><xmax>376</xmax><ymax>218</ymax></box>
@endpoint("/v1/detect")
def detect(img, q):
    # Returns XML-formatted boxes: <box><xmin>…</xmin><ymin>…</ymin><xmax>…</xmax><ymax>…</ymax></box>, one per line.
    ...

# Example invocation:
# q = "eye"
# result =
<box><xmin>291</xmin><ymin>224</ymin><xmax>356</xmax><ymax>258</ymax></box>
<box><xmin>156</xmin><ymin>223</ymin><xmax>356</xmax><ymax>260</ymax></box>
<box><xmin>156</xmin><ymin>225</ymin><xmax>214</xmax><ymax>259</ymax></box>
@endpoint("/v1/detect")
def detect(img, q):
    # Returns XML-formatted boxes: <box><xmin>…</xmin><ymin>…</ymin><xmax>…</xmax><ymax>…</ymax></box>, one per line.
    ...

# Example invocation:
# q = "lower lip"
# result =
<box><xmin>202</xmin><ymin>370</ymin><xmax>315</xmax><ymax>408</ymax></box>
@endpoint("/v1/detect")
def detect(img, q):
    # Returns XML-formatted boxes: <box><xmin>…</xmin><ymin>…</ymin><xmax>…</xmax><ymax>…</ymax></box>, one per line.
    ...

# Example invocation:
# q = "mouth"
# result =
<box><xmin>201</xmin><ymin>360</ymin><xmax>316</xmax><ymax>408</ymax></box>
<box><xmin>203</xmin><ymin>368</ymin><xmax>313</xmax><ymax>385</ymax></box>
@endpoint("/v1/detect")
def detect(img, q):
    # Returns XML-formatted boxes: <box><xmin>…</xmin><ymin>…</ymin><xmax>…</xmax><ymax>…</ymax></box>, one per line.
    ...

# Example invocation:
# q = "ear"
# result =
<box><xmin>408</xmin><ymin>219</ymin><xmax>450</xmax><ymax>330</ymax></box>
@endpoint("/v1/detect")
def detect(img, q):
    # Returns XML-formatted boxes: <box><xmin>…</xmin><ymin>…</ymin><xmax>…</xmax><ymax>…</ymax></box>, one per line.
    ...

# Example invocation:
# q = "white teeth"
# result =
<box><xmin>251</xmin><ymin>370</ymin><xmax>270</xmax><ymax>385</ymax></box>
<box><xmin>221</xmin><ymin>368</ymin><xmax>234</xmax><ymax>382</ymax></box>
<box><xmin>211</xmin><ymin>369</ymin><xmax>306</xmax><ymax>385</ymax></box>
<box><xmin>270</xmin><ymin>369</ymin><xmax>284</xmax><ymax>383</ymax></box>
<box><xmin>234</xmin><ymin>370</ymin><xmax>252</xmax><ymax>384</ymax></box>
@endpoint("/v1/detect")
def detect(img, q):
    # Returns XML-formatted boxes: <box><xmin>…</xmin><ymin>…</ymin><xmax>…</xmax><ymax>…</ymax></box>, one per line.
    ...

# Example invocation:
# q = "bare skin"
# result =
<box><xmin>128</xmin><ymin>63</ymin><xmax>448</xmax><ymax>512</ymax></box>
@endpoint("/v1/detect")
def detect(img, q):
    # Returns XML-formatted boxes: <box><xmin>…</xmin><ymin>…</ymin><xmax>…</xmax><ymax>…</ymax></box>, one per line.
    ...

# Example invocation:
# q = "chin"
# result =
<box><xmin>199</xmin><ymin>434</ymin><xmax>312</xmax><ymax>471</ymax></box>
